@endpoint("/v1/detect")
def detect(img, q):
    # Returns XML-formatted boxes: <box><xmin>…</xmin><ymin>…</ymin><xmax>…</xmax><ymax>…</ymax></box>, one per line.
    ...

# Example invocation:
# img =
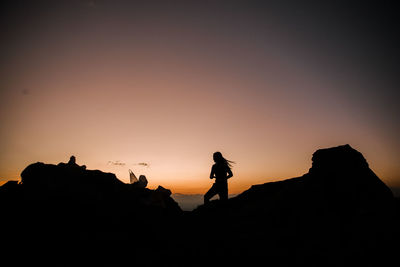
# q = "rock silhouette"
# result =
<box><xmin>20</xmin><ymin>161</ymin><xmax>180</xmax><ymax>213</ymax></box>
<box><xmin>2</xmin><ymin>159</ymin><xmax>182</xmax><ymax>266</ymax></box>
<box><xmin>1</xmin><ymin>145</ymin><xmax>399</xmax><ymax>266</ymax></box>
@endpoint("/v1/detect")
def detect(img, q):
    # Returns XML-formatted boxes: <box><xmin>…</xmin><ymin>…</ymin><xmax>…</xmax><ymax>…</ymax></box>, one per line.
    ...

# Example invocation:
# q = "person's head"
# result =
<box><xmin>213</xmin><ymin>152</ymin><xmax>224</xmax><ymax>163</ymax></box>
<box><xmin>213</xmin><ymin>152</ymin><xmax>234</xmax><ymax>168</ymax></box>
<box><xmin>69</xmin><ymin>156</ymin><xmax>76</xmax><ymax>163</ymax></box>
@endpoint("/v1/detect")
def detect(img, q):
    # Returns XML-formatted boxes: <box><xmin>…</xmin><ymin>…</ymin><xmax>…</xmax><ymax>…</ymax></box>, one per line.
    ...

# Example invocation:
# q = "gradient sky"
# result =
<box><xmin>1</xmin><ymin>1</ymin><xmax>399</xmax><ymax>194</ymax></box>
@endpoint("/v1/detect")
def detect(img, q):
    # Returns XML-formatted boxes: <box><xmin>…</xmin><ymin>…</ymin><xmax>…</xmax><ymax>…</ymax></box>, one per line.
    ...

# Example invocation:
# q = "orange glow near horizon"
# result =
<box><xmin>1</xmin><ymin>2</ymin><xmax>400</xmax><ymax>194</ymax></box>
<box><xmin>1</xmin><ymin>140</ymin><xmax>399</xmax><ymax>195</ymax></box>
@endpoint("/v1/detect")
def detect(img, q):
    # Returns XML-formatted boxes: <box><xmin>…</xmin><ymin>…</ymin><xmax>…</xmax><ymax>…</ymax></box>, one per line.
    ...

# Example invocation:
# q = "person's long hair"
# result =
<box><xmin>213</xmin><ymin>152</ymin><xmax>235</xmax><ymax>168</ymax></box>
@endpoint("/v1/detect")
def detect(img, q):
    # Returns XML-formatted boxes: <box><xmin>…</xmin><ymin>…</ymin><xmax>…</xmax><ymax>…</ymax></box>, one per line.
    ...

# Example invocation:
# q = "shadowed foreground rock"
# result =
<box><xmin>1</xmin><ymin>161</ymin><xmax>182</xmax><ymax>266</ymax></box>
<box><xmin>1</xmin><ymin>145</ymin><xmax>399</xmax><ymax>266</ymax></box>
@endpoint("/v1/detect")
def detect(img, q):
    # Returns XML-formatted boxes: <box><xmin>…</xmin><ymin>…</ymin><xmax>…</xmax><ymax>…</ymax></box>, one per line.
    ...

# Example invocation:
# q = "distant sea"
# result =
<box><xmin>171</xmin><ymin>193</ymin><xmax>238</xmax><ymax>211</ymax></box>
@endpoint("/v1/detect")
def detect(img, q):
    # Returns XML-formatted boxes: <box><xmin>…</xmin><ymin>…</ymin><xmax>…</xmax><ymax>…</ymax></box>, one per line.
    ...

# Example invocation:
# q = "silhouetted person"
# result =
<box><xmin>67</xmin><ymin>155</ymin><xmax>86</xmax><ymax>169</ymax></box>
<box><xmin>67</xmin><ymin>156</ymin><xmax>77</xmax><ymax>166</ymax></box>
<box><xmin>204</xmin><ymin>152</ymin><xmax>234</xmax><ymax>204</ymax></box>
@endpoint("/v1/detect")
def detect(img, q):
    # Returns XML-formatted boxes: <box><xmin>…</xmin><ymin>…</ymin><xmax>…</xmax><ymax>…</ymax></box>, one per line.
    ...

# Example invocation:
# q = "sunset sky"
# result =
<box><xmin>1</xmin><ymin>1</ymin><xmax>399</xmax><ymax>194</ymax></box>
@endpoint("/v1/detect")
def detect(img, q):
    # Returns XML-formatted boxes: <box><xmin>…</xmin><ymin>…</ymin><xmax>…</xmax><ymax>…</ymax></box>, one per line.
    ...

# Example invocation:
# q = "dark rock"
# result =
<box><xmin>308</xmin><ymin>144</ymin><xmax>394</xmax><ymax>213</ymax></box>
<box><xmin>0</xmin><ymin>180</ymin><xmax>20</xmax><ymax>191</ymax></box>
<box><xmin>19</xmin><ymin>161</ymin><xmax>181</xmax><ymax>213</ymax></box>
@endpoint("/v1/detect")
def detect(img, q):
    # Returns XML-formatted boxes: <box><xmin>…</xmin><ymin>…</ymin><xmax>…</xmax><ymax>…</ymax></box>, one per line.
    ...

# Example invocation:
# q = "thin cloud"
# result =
<box><xmin>107</xmin><ymin>161</ymin><xmax>149</xmax><ymax>167</ymax></box>
<box><xmin>136</xmin><ymin>162</ymin><xmax>149</xmax><ymax>167</ymax></box>
<box><xmin>108</xmin><ymin>160</ymin><xmax>126</xmax><ymax>166</ymax></box>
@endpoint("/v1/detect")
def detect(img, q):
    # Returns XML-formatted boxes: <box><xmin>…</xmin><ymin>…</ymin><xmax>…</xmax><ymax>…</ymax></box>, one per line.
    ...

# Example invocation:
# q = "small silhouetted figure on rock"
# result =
<box><xmin>67</xmin><ymin>156</ymin><xmax>77</xmax><ymax>166</ymax></box>
<box><xmin>66</xmin><ymin>155</ymin><xmax>86</xmax><ymax>169</ymax></box>
<box><xmin>204</xmin><ymin>152</ymin><xmax>234</xmax><ymax>204</ymax></box>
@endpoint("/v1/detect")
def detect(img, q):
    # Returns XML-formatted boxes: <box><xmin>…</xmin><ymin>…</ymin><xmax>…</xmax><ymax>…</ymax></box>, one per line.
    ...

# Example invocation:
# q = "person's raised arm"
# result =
<box><xmin>227</xmin><ymin>167</ymin><xmax>233</xmax><ymax>179</ymax></box>
<box><xmin>210</xmin><ymin>165</ymin><xmax>215</xmax><ymax>179</ymax></box>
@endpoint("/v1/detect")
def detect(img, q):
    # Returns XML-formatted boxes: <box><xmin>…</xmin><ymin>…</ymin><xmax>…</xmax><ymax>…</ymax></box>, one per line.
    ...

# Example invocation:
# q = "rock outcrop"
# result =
<box><xmin>19</xmin><ymin>161</ymin><xmax>181</xmax><ymax>214</ymax></box>
<box><xmin>223</xmin><ymin>144</ymin><xmax>394</xmax><ymax>216</ymax></box>
<box><xmin>1</xmin><ymin>160</ymin><xmax>182</xmax><ymax>266</ymax></box>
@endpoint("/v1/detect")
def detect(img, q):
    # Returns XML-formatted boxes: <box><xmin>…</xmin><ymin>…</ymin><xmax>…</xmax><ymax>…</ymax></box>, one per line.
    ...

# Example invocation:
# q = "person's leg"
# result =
<box><xmin>204</xmin><ymin>183</ymin><xmax>218</xmax><ymax>204</ymax></box>
<box><xmin>217</xmin><ymin>182</ymin><xmax>228</xmax><ymax>202</ymax></box>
